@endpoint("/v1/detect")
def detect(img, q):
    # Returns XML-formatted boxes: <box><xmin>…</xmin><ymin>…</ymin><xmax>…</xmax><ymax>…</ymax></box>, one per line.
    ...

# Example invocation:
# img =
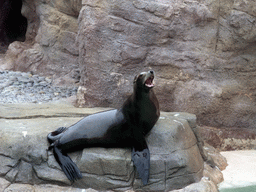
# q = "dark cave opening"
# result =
<box><xmin>0</xmin><ymin>0</ymin><xmax>28</xmax><ymax>53</ymax></box>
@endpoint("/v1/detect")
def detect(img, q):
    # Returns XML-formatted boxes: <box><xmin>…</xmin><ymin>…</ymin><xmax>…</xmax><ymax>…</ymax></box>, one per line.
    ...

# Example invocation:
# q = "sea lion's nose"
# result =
<box><xmin>149</xmin><ymin>70</ymin><xmax>154</xmax><ymax>74</ymax></box>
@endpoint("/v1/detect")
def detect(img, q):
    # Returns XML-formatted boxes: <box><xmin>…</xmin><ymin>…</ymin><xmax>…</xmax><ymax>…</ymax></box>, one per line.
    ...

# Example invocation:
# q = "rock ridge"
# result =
<box><xmin>0</xmin><ymin>102</ymin><xmax>225</xmax><ymax>191</ymax></box>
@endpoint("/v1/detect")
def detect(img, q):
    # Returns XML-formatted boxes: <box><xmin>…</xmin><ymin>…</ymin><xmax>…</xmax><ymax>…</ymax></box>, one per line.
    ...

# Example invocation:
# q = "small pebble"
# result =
<box><xmin>0</xmin><ymin>70</ymin><xmax>78</xmax><ymax>104</ymax></box>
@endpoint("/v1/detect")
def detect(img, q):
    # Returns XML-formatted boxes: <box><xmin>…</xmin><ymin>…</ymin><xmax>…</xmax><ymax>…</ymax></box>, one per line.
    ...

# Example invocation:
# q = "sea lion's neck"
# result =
<box><xmin>121</xmin><ymin>89</ymin><xmax>151</xmax><ymax>112</ymax></box>
<box><xmin>133</xmin><ymin>91</ymin><xmax>151</xmax><ymax>103</ymax></box>
<box><xmin>133</xmin><ymin>86</ymin><xmax>152</xmax><ymax>101</ymax></box>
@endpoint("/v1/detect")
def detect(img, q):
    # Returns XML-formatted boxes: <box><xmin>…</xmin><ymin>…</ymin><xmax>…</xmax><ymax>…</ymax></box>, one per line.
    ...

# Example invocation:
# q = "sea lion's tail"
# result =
<box><xmin>47</xmin><ymin>127</ymin><xmax>67</xmax><ymax>144</ymax></box>
<box><xmin>52</xmin><ymin>144</ymin><xmax>82</xmax><ymax>182</ymax></box>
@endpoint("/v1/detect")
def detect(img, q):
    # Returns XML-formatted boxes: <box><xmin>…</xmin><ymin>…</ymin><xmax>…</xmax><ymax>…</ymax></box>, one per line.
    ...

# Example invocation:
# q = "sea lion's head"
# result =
<box><xmin>133</xmin><ymin>70</ymin><xmax>155</xmax><ymax>91</ymax></box>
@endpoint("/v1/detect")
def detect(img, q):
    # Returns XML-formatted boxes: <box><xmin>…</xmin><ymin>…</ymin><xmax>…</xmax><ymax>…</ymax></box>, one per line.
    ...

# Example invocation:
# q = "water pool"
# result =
<box><xmin>220</xmin><ymin>185</ymin><xmax>256</xmax><ymax>192</ymax></box>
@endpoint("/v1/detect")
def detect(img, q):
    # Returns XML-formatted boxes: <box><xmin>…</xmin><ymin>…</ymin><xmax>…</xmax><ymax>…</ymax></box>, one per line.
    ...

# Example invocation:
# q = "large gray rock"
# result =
<box><xmin>1</xmin><ymin>181</ymin><xmax>87</xmax><ymax>192</ymax></box>
<box><xmin>1</xmin><ymin>0</ymin><xmax>255</xmax><ymax>134</ymax></box>
<box><xmin>75</xmin><ymin>0</ymin><xmax>256</xmax><ymax>131</ymax></box>
<box><xmin>0</xmin><ymin>102</ymin><xmax>216</xmax><ymax>191</ymax></box>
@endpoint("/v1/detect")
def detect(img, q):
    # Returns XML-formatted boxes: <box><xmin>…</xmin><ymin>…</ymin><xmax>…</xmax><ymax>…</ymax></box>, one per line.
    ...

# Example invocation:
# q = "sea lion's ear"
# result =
<box><xmin>133</xmin><ymin>75</ymin><xmax>138</xmax><ymax>84</ymax></box>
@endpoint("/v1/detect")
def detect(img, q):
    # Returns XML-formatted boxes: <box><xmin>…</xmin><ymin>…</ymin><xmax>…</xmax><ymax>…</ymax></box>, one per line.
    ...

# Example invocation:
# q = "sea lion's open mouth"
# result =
<box><xmin>145</xmin><ymin>76</ymin><xmax>154</xmax><ymax>88</ymax></box>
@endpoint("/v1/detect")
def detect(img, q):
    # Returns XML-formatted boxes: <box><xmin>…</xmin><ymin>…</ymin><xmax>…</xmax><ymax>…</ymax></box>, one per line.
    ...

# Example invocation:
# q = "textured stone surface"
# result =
<box><xmin>171</xmin><ymin>177</ymin><xmax>219</xmax><ymax>192</ymax></box>
<box><xmin>0</xmin><ymin>0</ymin><xmax>255</xmax><ymax>133</ymax></box>
<box><xmin>1</xmin><ymin>181</ymin><xmax>87</xmax><ymax>192</ymax></box>
<box><xmin>0</xmin><ymin>102</ymin><xmax>223</xmax><ymax>191</ymax></box>
<box><xmin>2</xmin><ymin>0</ymin><xmax>82</xmax><ymax>86</ymax></box>
<box><xmin>199</xmin><ymin>126</ymin><xmax>256</xmax><ymax>151</ymax></box>
<box><xmin>0</xmin><ymin>178</ymin><xmax>11</xmax><ymax>191</ymax></box>
<box><xmin>75</xmin><ymin>0</ymin><xmax>256</xmax><ymax>131</ymax></box>
<box><xmin>0</xmin><ymin>177</ymin><xmax>219</xmax><ymax>192</ymax></box>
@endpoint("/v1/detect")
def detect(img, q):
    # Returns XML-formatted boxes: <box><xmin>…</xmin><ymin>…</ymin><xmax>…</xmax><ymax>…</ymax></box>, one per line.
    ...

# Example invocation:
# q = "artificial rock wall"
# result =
<box><xmin>76</xmin><ymin>0</ymin><xmax>256</xmax><ymax>132</ymax></box>
<box><xmin>2</xmin><ymin>0</ymin><xmax>256</xmax><ymax>131</ymax></box>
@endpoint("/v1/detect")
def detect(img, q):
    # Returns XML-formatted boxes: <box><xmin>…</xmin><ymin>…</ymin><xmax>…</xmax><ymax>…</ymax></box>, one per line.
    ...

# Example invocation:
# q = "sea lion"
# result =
<box><xmin>47</xmin><ymin>70</ymin><xmax>160</xmax><ymax>185</ymax></box>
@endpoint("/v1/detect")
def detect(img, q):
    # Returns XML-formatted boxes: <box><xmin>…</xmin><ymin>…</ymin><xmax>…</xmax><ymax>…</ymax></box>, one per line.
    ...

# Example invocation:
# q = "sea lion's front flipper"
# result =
<box><xmin>53</xmin><ymin>145</ymin><xmax>82</xmax><ymax>181</ymax></box>
<box><xmin>131</xmin><ymin>147</ymin><xmax>150</xmax><ymax>185</ymax></box>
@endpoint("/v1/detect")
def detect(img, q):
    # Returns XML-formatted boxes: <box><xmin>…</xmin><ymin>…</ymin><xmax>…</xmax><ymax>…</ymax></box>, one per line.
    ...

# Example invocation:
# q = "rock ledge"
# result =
<box><xmin>0</xmin><ymin>102</ymin><xmax>225</xmax><ymax>191</ymax></box>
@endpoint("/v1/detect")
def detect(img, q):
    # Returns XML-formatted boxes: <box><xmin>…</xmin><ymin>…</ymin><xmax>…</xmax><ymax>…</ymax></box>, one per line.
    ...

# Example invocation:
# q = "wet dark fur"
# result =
<box><xmin>47</xmin><ymin>71</ymin><xmax>160</xmax><ymax>185</ymax></box>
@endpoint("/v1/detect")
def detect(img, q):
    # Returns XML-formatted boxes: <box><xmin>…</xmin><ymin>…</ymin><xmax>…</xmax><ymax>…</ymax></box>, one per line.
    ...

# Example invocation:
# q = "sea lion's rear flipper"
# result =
<box><xmin>47</xmin><ymin>127</ymin><xmax>67</xmax><ymax>144</ymax></box>
<box><xmin>53</xmin><ymin>145</ymin><xmax>82</xmax><ymax>181</ymax></box>
<box><xmin>131</xmin><ymin>147</ymin><xmax>150</xmax><ymax>185</ymax></box>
